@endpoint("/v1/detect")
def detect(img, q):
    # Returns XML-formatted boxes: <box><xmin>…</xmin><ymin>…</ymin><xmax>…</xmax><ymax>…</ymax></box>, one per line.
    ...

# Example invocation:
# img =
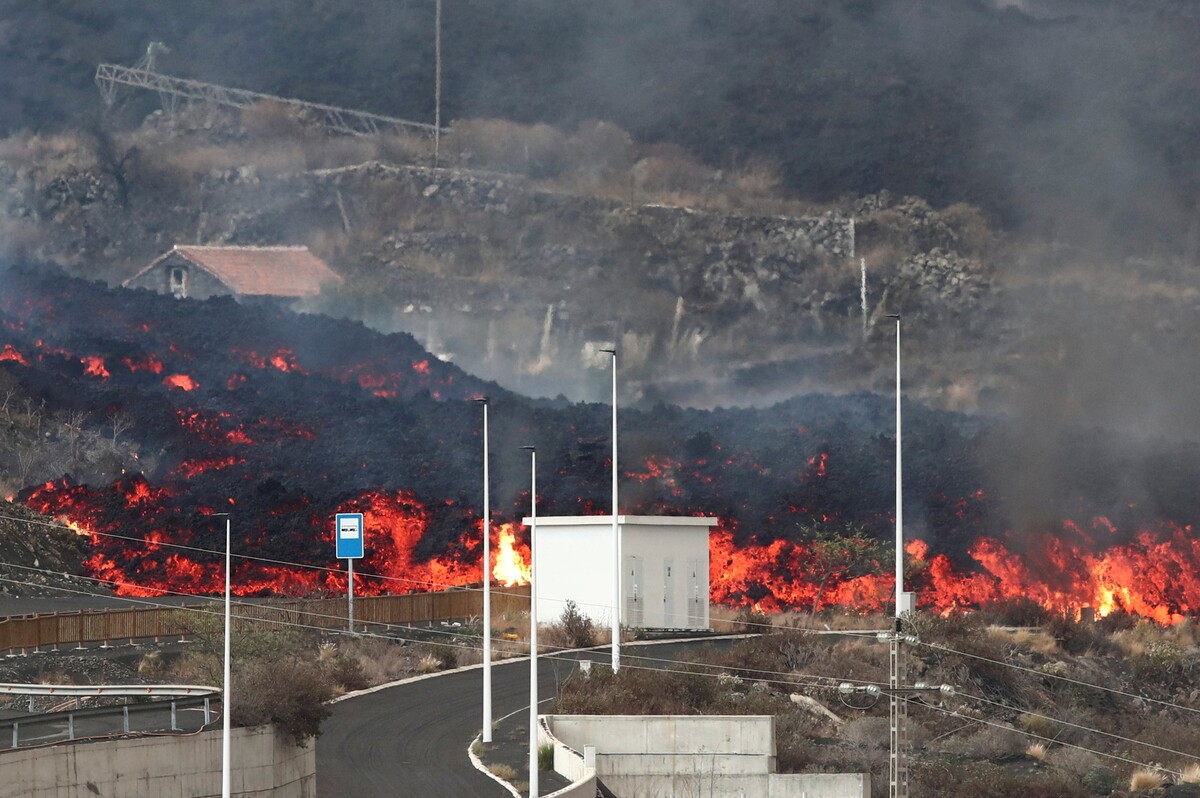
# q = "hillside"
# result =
<box><xmin>2</xmin><ymin>0</ymin><xmax>1200</xmax><ymax>255</ymax></box>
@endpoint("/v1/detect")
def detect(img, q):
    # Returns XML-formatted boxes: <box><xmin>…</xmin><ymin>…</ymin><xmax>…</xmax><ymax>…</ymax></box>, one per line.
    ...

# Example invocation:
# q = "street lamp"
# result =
<box><xmin>887</xmin><ymin>313</ymin><xmax>902</xmax><ymax>615</ymax></box>
<box><xmin>211</xmin><ymin>511</ymin><xmax>232</xmax><ymax>798</ymax></box>
<box><xmin>473</xmin><ymin>397</ymin><xmax>493</xmax><ymax>743</ymax></box>
<box><xmin>599</xmin><ymin>347</ymin><xmax>620</xmax><ymax>672</ymax></box>
<box><xmin>885</xmin><ymin>312</ymin><xmax>907</xmax><ymax>798</ymax></box>
<box><xmin>520</xmin><ymin>445</ymin><xmax>539</xmax><ymax>798</ymax></box>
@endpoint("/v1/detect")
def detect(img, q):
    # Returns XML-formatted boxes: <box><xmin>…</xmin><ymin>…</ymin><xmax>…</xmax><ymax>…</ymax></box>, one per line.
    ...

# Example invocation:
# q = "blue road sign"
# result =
<box><xmin>335</xmin><ymin>513</ymin><xmax>364</xmax><ymax>559</ymax></box>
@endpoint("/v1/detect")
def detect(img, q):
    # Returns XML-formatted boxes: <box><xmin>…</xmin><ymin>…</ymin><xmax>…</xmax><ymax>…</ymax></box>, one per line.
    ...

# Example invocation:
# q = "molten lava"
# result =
<box><xmin>6</xmin><ymin>270</ymin><xmax>1200</xmax><ymax>623</ymax></box>
<box><xmin>163</xmin><ymin>374</ymin><xmax>198</xmax><ymax>391</ymax></box>
<box><xmin>81</xmin><ymin>356</ymin><xmax>109</xmax><ymax>379</ymax></box>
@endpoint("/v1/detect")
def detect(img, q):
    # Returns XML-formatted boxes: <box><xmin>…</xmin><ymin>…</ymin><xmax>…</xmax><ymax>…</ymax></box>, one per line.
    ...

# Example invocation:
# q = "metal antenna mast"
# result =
<box><xmin>95</xmin><ymin>61</ymin><xmax>443</xmax><ymax>138</ymax></box>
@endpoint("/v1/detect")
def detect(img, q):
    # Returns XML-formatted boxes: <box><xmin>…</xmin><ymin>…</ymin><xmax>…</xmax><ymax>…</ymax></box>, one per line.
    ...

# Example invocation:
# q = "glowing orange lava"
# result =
<box><xmin>163</xmin><ymin>374</ymin><xmax>198</xmax><ymax>391</ymax></box>
<box><xmin>0</xmin><ymin>344</ymin><xmax>28</xmax><ymax>365</ymax></box>
<box><xmin>81</xmin><ymin>356</ymin><xmax>109</xmax><ymax>379</ymax></box>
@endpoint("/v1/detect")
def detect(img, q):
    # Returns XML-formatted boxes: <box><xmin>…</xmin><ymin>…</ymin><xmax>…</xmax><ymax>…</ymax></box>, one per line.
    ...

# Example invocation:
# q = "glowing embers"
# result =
<box><xmin>163</xmin><ymin>374</ymin><xmax>198</xmax><ymax>391</ymax></box>
<box><xmin>171</xmin><ymin>455</ymin><xmax>246</xmax><ymax>480</ymax></box>
<box><xmin>121</xmin><ymin>354</ymin><xmax>164</xmax><ymax>374</ymax></box>
<box><xmin>231</xmin><ymin>346</ymin><xmax>308</xmax><ymax>375</ymax></box>
<box><xmin>80</xmin><ymin>356</ymin><xmax>109</xmax><ymax>379</ymax></box>
<box><xmin>0</xmin><ymin>344</ymin><xmax>29</xmax><ymax>365</ymax></box>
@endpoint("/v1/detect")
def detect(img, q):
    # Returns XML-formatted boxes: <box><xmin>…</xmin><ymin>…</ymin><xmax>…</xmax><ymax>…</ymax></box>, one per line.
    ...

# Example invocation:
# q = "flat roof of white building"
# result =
<box><xmin>520</xmin><ymin>515</ymin><xmax>718</xmax><ymax>527</ymax></box>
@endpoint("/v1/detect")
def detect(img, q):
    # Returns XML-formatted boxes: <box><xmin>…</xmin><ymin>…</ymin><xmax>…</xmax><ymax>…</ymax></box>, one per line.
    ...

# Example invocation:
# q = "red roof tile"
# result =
<box><xmin>170</xmin><ymin>246</ymin><xmax>342</xmax><ymax>297</ymax></box>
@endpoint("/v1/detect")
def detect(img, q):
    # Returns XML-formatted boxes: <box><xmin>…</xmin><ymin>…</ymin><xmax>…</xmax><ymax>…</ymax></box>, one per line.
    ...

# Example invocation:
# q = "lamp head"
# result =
<box><xmin>471</xmin><ymin>396</ymin><xmax>489</xmax><ymax>405</ymax></box>
<box><xmin>599</xmin><ymin>348</ymin><xmax>616</xmax><ymax>355</ymax></box>
<box><xmin>520</xmin><ymin>445</ymin><xmax>536</xmax><ymax>452</ymax></box>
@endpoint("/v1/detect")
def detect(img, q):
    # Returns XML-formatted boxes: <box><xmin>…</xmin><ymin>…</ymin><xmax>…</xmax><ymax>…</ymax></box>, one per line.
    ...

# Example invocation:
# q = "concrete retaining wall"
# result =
<box><xmin>0</xmin><ymin>725</ymin><xmax>315</xmax><ymax>798</ymax></box>
<box><xmin>545</xmin><ymin>715</ymin><xmax>868</xmax><ymax>798</ymax></box>
<box><xmin>538</xmin><ymin>717</ymin><xmax>598</xmax><ymax>798</ymax></box>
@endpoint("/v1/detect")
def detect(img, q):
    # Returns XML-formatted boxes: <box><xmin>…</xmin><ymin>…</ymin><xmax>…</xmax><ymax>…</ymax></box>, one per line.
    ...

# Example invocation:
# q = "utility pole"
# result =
<box><xmin>433</xmin><ymin>0</ymin><xmax>442</xmax><ymax>167</ymax></box>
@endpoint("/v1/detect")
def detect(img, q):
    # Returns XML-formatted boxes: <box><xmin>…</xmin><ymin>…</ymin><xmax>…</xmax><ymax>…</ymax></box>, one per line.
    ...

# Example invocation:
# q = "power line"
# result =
<box><xmin>956</xmin><ymin>690</ymin><xmax>1200</xmax><ymax>764</ymax></box>
<box><xmin>919</xmin><ymin>639</ymin><xmax>1200</xmax><ymax>717</ymax></box>
<box><xmin>907</xmin><ymin>695</ymin><xmax>1182</xmax><ymax>778</ymax></box>
<box><xmin>2</xmin><ymin>568</ymin><xmax>1191</xmax><ymax>773</ymax></box>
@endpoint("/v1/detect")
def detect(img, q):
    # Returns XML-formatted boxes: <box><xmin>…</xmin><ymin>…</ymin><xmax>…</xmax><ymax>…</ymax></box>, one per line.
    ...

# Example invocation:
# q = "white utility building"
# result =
<box><xmin>521</xmin><ymin>515</ymin><xmax>718</xmax><ymax>630</ymax></box>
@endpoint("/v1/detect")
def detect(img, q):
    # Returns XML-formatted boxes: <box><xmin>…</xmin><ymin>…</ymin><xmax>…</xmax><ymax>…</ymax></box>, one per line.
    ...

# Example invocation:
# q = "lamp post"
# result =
<box><xmin>520</xmin><ymin>445</ymin><xmax>539</xmax><ymax>798</ymax></box>
<box><xmin>599</xmin><ymin>347</ymin><xmax>620</xmax><ymax>672</ymax></box>
<box><xmin>885</xmin><ymin>312</ymin><xmax>907</xmax><ymax>798</ymax></box>
<box><xmin>889</xmin><ymin>313</ymin><xmax>903</xmax><ymax>617</ymax></box>
<box><xmin>211</xmin><ymin>511</ymin><xmax>232</xmax><ymax>798</ymax></box>
<box><xmin>433</xmin><ymin>0</ymin><xmax>442</xmax><ymax>167</ymax></box>
<box><xmin>473</xmin><ymin>397</ymin><xmax>492</xmax><ymax>742</ymax></box>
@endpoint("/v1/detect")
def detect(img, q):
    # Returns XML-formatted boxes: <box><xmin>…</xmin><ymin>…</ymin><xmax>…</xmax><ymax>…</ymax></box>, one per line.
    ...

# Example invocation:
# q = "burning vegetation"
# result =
<box><xmin>3</xmin><ymin>269</ymin><xmax>1200</xmax><ymax>625</ymax></box>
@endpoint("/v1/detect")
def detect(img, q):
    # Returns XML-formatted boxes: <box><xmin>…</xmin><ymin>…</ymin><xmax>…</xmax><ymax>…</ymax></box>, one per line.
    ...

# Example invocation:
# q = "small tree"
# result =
<box><xmin>560</xmin><ymin>599</ymin><xmax>596</xmax><ymax>648</ymax></box>
<box><xmin>804</xmin><ymin>524</ymin><xmax>885</xmax><ymax>615</ymax></box>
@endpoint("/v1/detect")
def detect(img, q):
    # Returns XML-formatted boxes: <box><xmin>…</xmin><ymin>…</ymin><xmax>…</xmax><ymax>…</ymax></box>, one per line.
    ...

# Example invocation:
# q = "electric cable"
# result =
<box><xmin>919</xmin><ymin>639</ymin><xmax>1200</xmax><ymax>717</ymax></box>
<box><xmin>955</xmin><ymin>689</ymin><xmax>1200</xmax><ymax>764</ymax></box>
<box><xmin>905</xmin><ymin>695</ymin><xmax>1183</xmax><ymax>778</ymax></box>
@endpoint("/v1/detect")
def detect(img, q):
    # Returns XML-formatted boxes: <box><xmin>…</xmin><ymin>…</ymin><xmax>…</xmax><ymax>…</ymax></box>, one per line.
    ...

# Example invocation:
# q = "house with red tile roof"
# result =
<box><xmin>123</xmin><ymin>245</ymin><xmax>343</xmax><ymax>301</ymax></box>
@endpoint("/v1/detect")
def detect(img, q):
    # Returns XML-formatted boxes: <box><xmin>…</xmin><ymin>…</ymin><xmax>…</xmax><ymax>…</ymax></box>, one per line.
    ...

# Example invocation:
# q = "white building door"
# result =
<box><xmin>687</xmin><ymin>559</ymin><xmax>705</xmax><ymax>627</ymax></box>
<box><xmin>625</xmin><ymin>555</ymin><xmax>643</xmax><ymax>628</ymax></box>
<box><xmin>663</xmin><ymin>558</ymin><xmax>676</xmax><ymax>628</ymax></box>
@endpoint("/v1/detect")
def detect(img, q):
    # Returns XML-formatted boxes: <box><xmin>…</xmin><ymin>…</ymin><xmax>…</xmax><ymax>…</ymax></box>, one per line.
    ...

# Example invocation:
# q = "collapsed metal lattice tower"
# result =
<box><xmin>95</xmin><ymin>63</ymin><xmax>442</xmax><ymax>138</ymax></box>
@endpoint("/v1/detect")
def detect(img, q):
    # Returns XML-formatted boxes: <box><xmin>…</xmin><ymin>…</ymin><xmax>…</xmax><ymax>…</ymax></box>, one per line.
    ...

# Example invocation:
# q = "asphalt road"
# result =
<box><xmin>317</xmin><ymin>640</ymin><xmax>728</xmax><ymax>798</ymax></box>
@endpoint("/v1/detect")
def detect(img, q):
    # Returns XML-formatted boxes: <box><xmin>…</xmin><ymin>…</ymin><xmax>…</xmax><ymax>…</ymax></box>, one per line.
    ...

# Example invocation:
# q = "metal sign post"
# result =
<box><xmin>336</xmin><ymin>513</ymin><xmax>365</xmax><ymax>632</ymax></box>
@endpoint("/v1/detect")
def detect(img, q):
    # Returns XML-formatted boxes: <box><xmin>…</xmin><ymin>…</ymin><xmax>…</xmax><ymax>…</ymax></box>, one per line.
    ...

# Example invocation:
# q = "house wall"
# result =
<box><xmin>530</xmin><ymin>516</ymin><xmax>713</xmax><ymax>630</ymax></box>
<box><xmin>125</xmin><ymin>254</ymin><xmax>233</xmax><ymax>300</ymax></box>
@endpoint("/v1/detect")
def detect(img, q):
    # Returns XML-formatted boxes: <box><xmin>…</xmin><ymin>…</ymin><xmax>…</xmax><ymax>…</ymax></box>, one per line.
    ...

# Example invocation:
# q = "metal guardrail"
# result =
<box><xmin>0</xmin><ymin>695</ymin><xmax>216</xmax><ymax>748</ymax></box>
<box><xmin>0</xmin><ymin>683</ymin><xmax>218</xmax><ymax>698</ymax></box>
<box><xmin>94</xmin><ymin>63</ymin><xmax>442</xmax><ymax>137</ymax></box>
<box><xmin>0</xmin><ymin>585</ymin><xmax>531</xmax><ymax>655</ymax></box>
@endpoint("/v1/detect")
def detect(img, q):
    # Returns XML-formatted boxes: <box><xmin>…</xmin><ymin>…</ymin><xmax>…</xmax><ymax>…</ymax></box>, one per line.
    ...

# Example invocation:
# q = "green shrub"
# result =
<box><xmin>538</xmin><ymin>742</ymin><xmax>554</xmax><ymax>771</ymax></box>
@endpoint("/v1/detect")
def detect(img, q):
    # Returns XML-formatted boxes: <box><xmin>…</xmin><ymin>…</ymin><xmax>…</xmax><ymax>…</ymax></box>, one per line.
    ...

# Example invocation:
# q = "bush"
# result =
<box><xmin>1081</xmin><ymin>765</ymin><xmax>1116</xmax><ymax>795</ymax></box>
<box><xmin>1047</xmin><ymin>615</ymin><xmax>1117</xmax><ymax>657</ymax></box>
<box><xmin>559</xmin><ymin>599</ymin><xmax>596</xmax><ymax>648</ymax></box>
<box><xmin>981</xmin><ymin>597</ymin><xmax>1052</xmax><ymax>628</ymax></box>
<box><xmin>324</xmin><ymin>652</ymin><xmax>369</xmax><ymax>692</ymax></box>
<box><xmin>562</xmin><ymin>120</ymin><xmax>632</xmax><ymax>178</ymax></box>
<box><xmin>444</xmin><ymin>118</ymin><xmax>566</xmax><ymax>178</ymax></box>
<box><xmin>233</xmin><ymin>656</ymin><xmax>335</xmax><ymax>746</ymax></box>
<box><xmin>538</xmin><ymin>742</ymin><xmax>554</xmax><ymax>770</ymax></box>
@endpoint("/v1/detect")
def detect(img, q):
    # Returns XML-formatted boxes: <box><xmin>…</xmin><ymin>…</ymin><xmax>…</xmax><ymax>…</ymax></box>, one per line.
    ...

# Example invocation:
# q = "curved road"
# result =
<box><xmin>317</xmin><ymin>641</ymin><xmax>726</xmax><ymax>797</ymax></box>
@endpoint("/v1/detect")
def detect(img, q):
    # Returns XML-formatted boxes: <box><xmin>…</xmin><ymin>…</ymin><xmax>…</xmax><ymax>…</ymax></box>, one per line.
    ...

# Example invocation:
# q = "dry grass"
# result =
<box><xmin>339</xmin><ymin>637</ymin><xmax>420</xmax><ymax>685</ymax></box>
<box><xmin>1129</xmin><ymin>769</ymin><xmax>1166</xmax><ymax>791</ymax></box>
<box><xmin>1025</xmin><ymin>742</ymin><xmax>1048</xmax><ymax>761</ymax></box>
<box><xmin>487</xmin><ymin>763</ymin><xmax>518</xmax><ymax>781</ymax></box>
<box><xmin>1017</xmin><ymin>713</ymin><xmax>1058</xmax><ymax>740</ymax></box>
<box><xmin>1179</xmin><ymin>763</ymin><xmax>1200</xmax><ymax>784</ymax></box>
<box><xmin>996</xmin><ymin>627</ymin><xmax>1059</xmax><ymax>656</ymax></box>
<box><xmin>0</xmin><ymin>131</ymin><xmax>89</xmax><ymax>164</ymax></box>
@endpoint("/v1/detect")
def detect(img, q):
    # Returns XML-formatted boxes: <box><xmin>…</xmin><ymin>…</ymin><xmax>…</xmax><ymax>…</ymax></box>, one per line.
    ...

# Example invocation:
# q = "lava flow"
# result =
<box><xmin>6</xmin><ymin>269</ymin><xmax>1200</xmax><ymax>622</ymax></box>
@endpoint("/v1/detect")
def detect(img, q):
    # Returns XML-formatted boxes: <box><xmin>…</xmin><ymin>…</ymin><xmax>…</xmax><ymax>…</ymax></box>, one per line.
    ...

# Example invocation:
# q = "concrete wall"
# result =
<box><xmin>545</xmin><ymin>715</ymin><xmax>869</xmax><ymax>798</ymax></box>
<box><xmin>525</xmin><ymin>515</ymin><xmax>715</xmax><ymax>630</ymax></box>
<box><xmin>537</xmin><ymin>718</ymin><xmax>598</xmax><ymax>798</ymax></box>
<box><xmin>0</xmin><ymin>724</ymin><xmax>315</xmax><ymax>798</ymax></box>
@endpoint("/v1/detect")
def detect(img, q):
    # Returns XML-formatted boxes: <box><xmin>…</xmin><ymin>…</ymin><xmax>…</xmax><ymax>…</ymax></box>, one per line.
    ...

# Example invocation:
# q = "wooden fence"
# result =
<box><xmin>0</xmin><ymin>585</ymin><xmax>531</xmax><ymax>655</ymax></box>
